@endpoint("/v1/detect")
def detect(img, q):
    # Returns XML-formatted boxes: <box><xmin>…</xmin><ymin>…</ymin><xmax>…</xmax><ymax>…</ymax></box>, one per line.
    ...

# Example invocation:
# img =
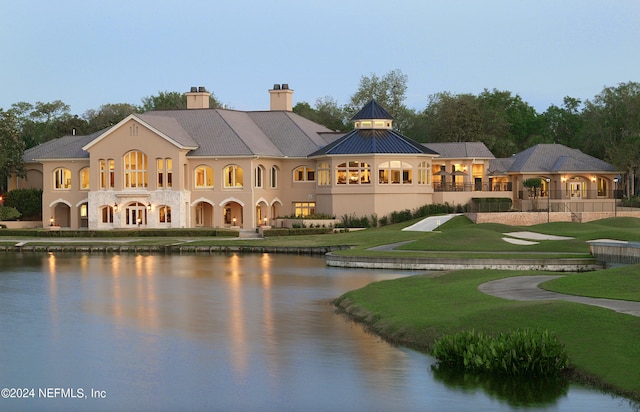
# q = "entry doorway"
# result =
<box><xmin>125</xmin><ymin>202</ymin><xmax>147</xmax><ymax>227</ymax></box>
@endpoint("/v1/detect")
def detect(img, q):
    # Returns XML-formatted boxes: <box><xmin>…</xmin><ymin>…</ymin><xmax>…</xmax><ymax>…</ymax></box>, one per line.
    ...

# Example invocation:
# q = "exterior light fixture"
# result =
<box><xmin>113</xmin><ymin>203</ymin><xmax>118</xmax><ymax>212</ymax></box>
<box><xmin>263</xmin><ymin>217</ymin><xmax>268</xmax><ymax>226</ymax></box>
<box><xmin>50</xmin><ymin>217</ymin><xmax>54</xmax><ymax>226</ymax></box>
<box><xmin>147</xmin><ymin>203</ymin><xmax>152</xmax><ymax>211</ymax></box>
<box><xmin>232</xmin><ymin>217</ymin><xmax>237</xmax><ymax>225</ymax></box>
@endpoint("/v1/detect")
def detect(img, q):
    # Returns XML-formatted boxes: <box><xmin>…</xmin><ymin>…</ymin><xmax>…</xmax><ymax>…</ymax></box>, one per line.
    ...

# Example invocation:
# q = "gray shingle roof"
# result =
<box><xmin>309</xmin><ymin>129</ymin><xmax>438</xmax><ymax>156</ymax></box>
<box><xmin>490</xmin><ymin>144</ymin><xmax>615</xmax><ymax>174</ymax></box>
<box><xmin>24</xmin><ymin>130</ymin><xmax>104</xmax><ymax>161</ymax></box>
<box><xmin>424</xmin><ymin>142</ymin><xmax>494</xmax><ymax>159</ymax></box>
<box><xmin>24</xmin><ymin>108</ymin><xmax>337</xmax><ymax>161</ymax></box>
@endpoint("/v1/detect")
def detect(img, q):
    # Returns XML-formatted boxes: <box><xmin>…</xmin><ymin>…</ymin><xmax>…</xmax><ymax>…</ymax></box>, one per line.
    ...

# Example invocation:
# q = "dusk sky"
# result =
<box><xmin>2</xmin><ymin>0</ymin><xmax>639</xmax><ymax>115</ymax></box>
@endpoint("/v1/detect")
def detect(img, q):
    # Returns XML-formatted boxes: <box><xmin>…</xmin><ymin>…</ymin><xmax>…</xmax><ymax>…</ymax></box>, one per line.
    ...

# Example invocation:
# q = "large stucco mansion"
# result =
<box><xmin>8</xmin><ymin>85</ymin><xmax>619</xmax><ymax>230</ymax></box>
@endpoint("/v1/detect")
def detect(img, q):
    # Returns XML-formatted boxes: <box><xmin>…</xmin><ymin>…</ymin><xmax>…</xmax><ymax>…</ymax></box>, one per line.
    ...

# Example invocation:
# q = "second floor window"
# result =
<box><xmin>53</xmin><ymin>168</ymin><xmax>71</xmax><ymax>189</ymax></box>
<box><xmin>157</xmin><ymin>158</ymin><xmax>173</xmax><ymax>189</ymax></box>
<box><xmin>124</xmin><ymin>150</ymin><xmax>148</xmax><ymax>188</ymax></box>
<box><xmin>195</xmin><ymin>165</ymin><xmax>214</xmax><ymax>188</ymax></box>
<box><xmin>378</xmin><ymin>161</ymin><xmax>412</xmax><ymax>184</ymax></box>
<box><xmin>255</xmin><ymin>165</ymin><xmax>265</xmax><ymax>188</ymax></box>
<box><xmin>80</xmin><ymin>167</ymin><xmax>90</xmax><ymax>190</ymax></box>
<box><xmin>417</xmin><ymin>161</ymin><xmax>430</xmax><ymax>185</ymax></box>
<box><xmin>294</xmin><ymin>166</ymin><xmax>315</xmax><ymax>182</ymax></box>
<box><xmin>270</xmin><ymin>166</ymin><xmax>278</xmax><ymax>188</ymax></box>
<box><xmin>224</xmin><ymin>165</ymin><xmax>243</xmax><ymax>188</ymax></box>
<box><xmin>99</xmin><ymin>159</ymin><xmax>115</xmax><ymax>189</ymax></box>
<box><xmin>336</xmin><ymin>161</ymin><xmax>370</xmax><ymax>185</ymax></box>
<box><xmin>317</xmin><ymin>162</ymin><xmax>331</xmax><ymax>186</ymax></box>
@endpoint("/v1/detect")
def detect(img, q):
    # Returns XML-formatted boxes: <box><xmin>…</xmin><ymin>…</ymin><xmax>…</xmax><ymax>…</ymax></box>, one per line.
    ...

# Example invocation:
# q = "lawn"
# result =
<box><xmin>334</xmin><ymin>268</ymin><xmax>640</xmax><ymax>401</ymax></box>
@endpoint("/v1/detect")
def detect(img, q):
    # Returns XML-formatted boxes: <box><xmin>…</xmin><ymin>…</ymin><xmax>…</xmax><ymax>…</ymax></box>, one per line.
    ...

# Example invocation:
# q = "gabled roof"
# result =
<box><xmin>489</xmin><ymin>144</ymin><xmax>616</xmax><ymax>174</ymax></box>
<box><xmin>24</xmin><ymin>130</ymin><xmax>105</xmax><ymax>161</ymax></box>
<box><xmin>23</xmin><ymin>108</ymin><xmax>337</xmax><ymax>162</ymax></box>
<box><xmin>351</xmin><ymin>99</ymin><xmax>393</xmax><ymax>120</ymax></box>
<box><xmin>82</xmin><ymin>113</ymin><xmax>199</xmax><ymax>151</ymax></box>
<box><xmin>424</xmin><ymin>142</ymin><xmax>494</xmax><ymax>159</ymax></box>
<box><xmin>309</xmin><ymin>129</ymin><xmax>438</xmax><ymax>157</ymax></box>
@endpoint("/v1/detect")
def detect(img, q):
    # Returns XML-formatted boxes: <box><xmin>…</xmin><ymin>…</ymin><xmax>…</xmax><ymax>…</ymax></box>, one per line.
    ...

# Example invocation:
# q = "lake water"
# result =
<box><xmin>0</xmin><ymin>253</ymin><xmax>635</xmax><ymax>411</ymax></box>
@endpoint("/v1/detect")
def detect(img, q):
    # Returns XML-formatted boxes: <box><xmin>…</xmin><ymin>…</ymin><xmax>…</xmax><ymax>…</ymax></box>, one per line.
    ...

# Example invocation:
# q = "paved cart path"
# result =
<box><xmin>478</xmin><ymin>275</ymin><xmax>640</xmax><ymax>317</ymax></box>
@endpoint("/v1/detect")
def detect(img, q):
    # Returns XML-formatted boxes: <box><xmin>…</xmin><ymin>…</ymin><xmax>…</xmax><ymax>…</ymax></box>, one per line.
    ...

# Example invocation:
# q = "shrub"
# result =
<box><xmin>431</xmin><ymin>329</ymin><xmax>568</xmax><ymax>377</ymax></box>
<box><xmin>0</xmin><ymin>206</ymin><xmax>21</xmax><ymax>221</ymax></box>
<box><xmin>3</xmin><ymin>189</ymin><xmax>42</xmax><ymax>219</ymax></box>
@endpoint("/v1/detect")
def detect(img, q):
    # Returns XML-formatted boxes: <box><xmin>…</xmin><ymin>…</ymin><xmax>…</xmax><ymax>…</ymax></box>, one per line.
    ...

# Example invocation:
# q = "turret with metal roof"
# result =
<box><xmin>309</xmin><ymin>99</ymin><xmax>438</xmax><ymax>156</ymax></box>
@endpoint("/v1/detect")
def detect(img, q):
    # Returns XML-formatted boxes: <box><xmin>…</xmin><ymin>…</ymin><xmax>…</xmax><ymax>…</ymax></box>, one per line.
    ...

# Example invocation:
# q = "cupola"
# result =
<box><xmin>352</xmin><ymin>99</ymin><xmax>393</xmax><ymax>130</ymax></box>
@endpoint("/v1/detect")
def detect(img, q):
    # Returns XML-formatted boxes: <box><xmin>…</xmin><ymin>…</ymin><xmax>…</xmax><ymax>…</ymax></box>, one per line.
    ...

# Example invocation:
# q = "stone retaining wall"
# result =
<box><xmin>325</xmin><ymin>254</ymin><xmax>603</xmax><ymax>272</ymax></box>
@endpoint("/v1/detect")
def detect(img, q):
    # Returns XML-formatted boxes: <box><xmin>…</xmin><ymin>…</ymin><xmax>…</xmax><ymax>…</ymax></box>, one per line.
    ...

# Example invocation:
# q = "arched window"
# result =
<box><xmin>270</xmin><ymin>166</ymin><xmax>279</xmax><ymax>189</ymax></box>
<box><xmin>195</xmin><ymin>165</ymin><xmax>214</xmax><ymax>188</ymax></box>
<box><xmin>124</xmin><ymin>150</ymin><xmax>148</xmax><ymax>188</ymax></box>
<box><xmin>159</xmin><ymin>206</ymin><xmax>171</xmax><ymax>223</ymax></box>
<box><xmin>224</xmin><ymin>165</ymin><xmax>244</xmax><ymax>188</ymax></box>
<box><xmin>336</xmin><ymin>161</ymin><xmax>370</xmax><ymax>185</ymax></box>
<box><xmin>293</xmin><ymin>166</ymin><xmax>315</xmax><ymax>182</ymax></box>
<box><xmin>255</xmin><ymin>165</ymin><xmax>265</xmax><ymax>188</ymax></box>
<box><xmin>101</xmin><ymin>205</ymin><xmax>114</xmax><ymax>223</ymax></box>
<box><xmin>417</xmin><ymin>161</ymin><xmax>430</xmax><ymax>185</ymax></box>
<box><xmin>80</xmin><ymin>167</ymin><xmax>90</xmax><ymax>190</ymax></box>
<box><xmin>53</xmin><ymin>168</ymin><xmax>71</xmax><ymax>189</ymax></box>
<box><xmin>317</xmin><ymin>161</ymin><xmax>331</xmax><ymax>186</ymax></box>
<box><xmin>378</xmin><ymin>161</ymin><xmax>412</xmax><ymax>184</ymax></box>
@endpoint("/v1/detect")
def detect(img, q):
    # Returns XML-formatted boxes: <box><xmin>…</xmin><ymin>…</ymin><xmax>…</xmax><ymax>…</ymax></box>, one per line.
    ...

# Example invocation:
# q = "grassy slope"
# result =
<box><xmin>335</xmin><ymin>269</ymin><xmax>640</xmax><ymax>399</ymax></box>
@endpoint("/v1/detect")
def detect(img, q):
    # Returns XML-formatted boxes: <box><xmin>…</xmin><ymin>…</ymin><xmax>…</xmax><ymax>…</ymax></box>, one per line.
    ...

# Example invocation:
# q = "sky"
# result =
<box><xmin>2</xmin><ymin>0</ymin><xmax>639</xmax><ymax>116</ymax></box>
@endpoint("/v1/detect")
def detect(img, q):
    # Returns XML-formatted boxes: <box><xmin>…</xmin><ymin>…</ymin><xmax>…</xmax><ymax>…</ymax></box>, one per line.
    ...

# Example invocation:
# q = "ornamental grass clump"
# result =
<box><xmin>431</xmin><ymin>329</ymin><xmax>569</xmax><ymax>377</ymax></box>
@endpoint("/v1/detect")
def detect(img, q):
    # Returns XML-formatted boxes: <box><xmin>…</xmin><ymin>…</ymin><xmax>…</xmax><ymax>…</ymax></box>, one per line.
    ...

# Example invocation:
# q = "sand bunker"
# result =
<box><xmin>504</xmin><ymin>232</ymin><xmax>574</xmax><ymax>241</ymax></box>
<box><xmin>502</xmin><ymin>237</ymin><xmax>539</xmax><ymax>245</ymax></box>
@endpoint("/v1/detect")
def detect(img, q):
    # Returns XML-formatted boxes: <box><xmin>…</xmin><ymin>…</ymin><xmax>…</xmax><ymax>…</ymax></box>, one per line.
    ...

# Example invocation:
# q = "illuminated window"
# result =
<box><xmin>293</xmin><ymin>166</ymin><xmax>315</xmax><ymax>182</ymax></box>
<box><xmin>80</xmin><ymin>167</ymin><xmax>90</xmax><ymax>190</ymax></box>
<box><xmin>195</xmin><ymin>165</ymin><xmax>214</xmax><ymax>188</ymax></box>
<box><xmin>224</xmin><ymin>165</ymin><xmax>244</xmax><ymax>188</ymax></box>
<box><xmin>336</xmin><ymin>161</ymin><xmax>370</xmax><ymax>185</ymax></box>
<box><xmin>80</xmin><ymin>203</ymin><xmax>88</xmax><ymax>218</ymax></box>
<box><xmin>378</xmin><ymin>161</ymin><xmax>412</xmax><ymax>184</ymax></box>
<box><xmin>53</xmin><ymin>168</ymin><xmax>71</xmax><ymax>189</ymax></box>
<box><xmin>124</xmin><ymin>150</ymin><xmax>148</xmax><ymax>188</ymax></box>
<box><xmin>157</xmin><ymin>158</ymin><xmax>173</xmax><ymax>189</ymax></box>
<box><xmin>159</xmin><ymin>206</ymin><xmax>171</xmax><ymax>223</ymax></box>
<box><xmin>597</xmin><ymin>177</ymin><xmax>608</xmax><ymax>197</ymax></box>
<box><xmin>418</xmin><ymin>161</ymin><xmax>430</xmax><ymax>185</ymax></box>
<box><xmin>293</xmin><ymin>202</ymin><xmax>315</xmax><ymax>217</ymax></box>
<box><xmin>317</xmin><ymin>161</ymin><xmax>331</xmax><ymax>186</ymax></box>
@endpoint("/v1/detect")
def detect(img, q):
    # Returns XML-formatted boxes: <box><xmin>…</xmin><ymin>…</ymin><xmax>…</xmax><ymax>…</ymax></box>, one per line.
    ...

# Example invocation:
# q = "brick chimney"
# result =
<box><xmin>269</xmin><ymin>83</ymin><xmax>293</xmax><ymax>111</ymax></box>
<box><xmin>185</xmin><ymin>86</ymin><xmax>211</xmax><ymax>109</ymax></box>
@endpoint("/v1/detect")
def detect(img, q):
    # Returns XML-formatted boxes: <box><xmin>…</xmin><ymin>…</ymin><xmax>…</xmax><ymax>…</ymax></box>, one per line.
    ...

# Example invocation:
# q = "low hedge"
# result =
<box><xmin>0</xmin><ymin>228</ymin><xmax>239</xmax><ymax>238</ymax></box>
<box><xmin>263</xmin><ymin>227</ymin><xmax>333</xmax><ymax>237</ymax></box>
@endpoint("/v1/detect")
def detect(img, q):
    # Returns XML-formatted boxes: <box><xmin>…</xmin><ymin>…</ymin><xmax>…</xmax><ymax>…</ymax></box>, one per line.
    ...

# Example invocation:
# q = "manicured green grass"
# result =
<box><xmin>334</xmin><ymin>269</ymin><xmax>640</xmax><ymax>400</ymax></box>
<box><xmin>542</xmin><ymin>264</ymin><xmax>640</xmax><ymax>302</ymax></box>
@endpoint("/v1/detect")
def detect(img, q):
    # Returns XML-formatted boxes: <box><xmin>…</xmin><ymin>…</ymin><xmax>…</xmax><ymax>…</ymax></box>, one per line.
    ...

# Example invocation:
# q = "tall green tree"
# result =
<box><xmin>347</xmin><ymin>69</ymin><xmax>411</xmax><ymax>132</ymax></box>
<box><xmin>293</xmin><ymin>97</ymin><xmax>348</xmax><ymax>132</ymax></box>
<box><xmin>582</xmin><ymin>81</ymin><xmax>640</xmax><ymax>196</ymax></box>
<box><xmin>141</xmin><ymin>90</ymin><xmax>222</xmax><ymax>111</ymax></box>
<box><xmin>0</xmin><ymin>109</ymin><xmax>26</xmax><ymax>191</ymax></box>
<box><xmin>540</xmin><ymin>96</ymin><xmax>583</xmax><ymax>148</ymax></box>
<box><xmin>84</xmin><ymin>103</ymin><xmax>139</xmax><ymax>132</ymax></box>
<box><xmin>478</xmin><ymin>89</ymin><xmax>541</xmax><ymax>153</ymax></box>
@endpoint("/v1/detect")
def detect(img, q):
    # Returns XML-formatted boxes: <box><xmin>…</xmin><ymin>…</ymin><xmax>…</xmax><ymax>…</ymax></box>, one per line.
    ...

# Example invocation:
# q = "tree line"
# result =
<box><xmin>1</xmin><ymin>72</ymin><xmax>639</xmax><ymax>195</ymax></box>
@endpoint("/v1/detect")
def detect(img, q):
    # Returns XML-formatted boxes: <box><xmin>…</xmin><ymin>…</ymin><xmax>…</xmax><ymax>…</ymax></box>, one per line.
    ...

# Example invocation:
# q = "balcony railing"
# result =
<box><xmin>433</xmin><ymin>182</ymin><xmax>513</xmax><ymax>192</ymax></box>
